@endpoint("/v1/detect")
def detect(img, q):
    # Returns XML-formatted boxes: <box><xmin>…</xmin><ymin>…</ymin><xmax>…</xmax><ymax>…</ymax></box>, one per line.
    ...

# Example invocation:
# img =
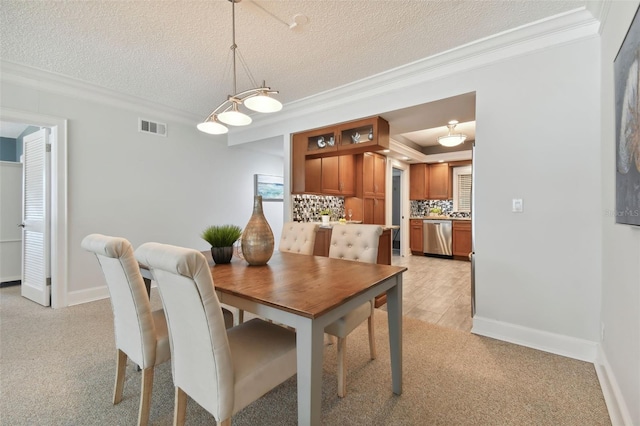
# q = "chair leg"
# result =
<box><xmin>138</xmin><ymin>367</ymin><xmax>154</xmax><ymax>426</ymax></box>
<box><xmin>368</xmin><ymin>315</ymin><xmax>377</xmax><ymax>360</ymax></box>
<box><xmin>238</xmin><ymin>309</ymin><xmax>244</xmax><ymax>324</ymax></box>
<box><xmin>113</xmin><ymin>349</ymin><xmax>127</xmax><ymax>405</ymax></box>
<box><xmin>174</xmin><ymin>387</ymin><xmax>187</xmax><ymax>426</ymax></box>
<box><xmin>337</xmin><ymin>336</ymin><xmax>347</xmax><ymax>398</ymax></box>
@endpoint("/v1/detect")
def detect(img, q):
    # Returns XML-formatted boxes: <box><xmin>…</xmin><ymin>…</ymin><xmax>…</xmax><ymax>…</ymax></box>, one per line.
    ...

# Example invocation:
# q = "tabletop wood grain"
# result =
<box><xmin>207</xmin><ymin>251</ymin><xmax>406</xmax><ymax>319</ymax></box>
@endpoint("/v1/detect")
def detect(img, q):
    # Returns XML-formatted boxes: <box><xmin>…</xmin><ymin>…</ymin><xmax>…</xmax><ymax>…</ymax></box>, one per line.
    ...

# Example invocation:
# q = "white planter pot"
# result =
<box><xmin>321</xmin><ymin>215</ymin><xmax>330</xmax><ymax>225</ymax></box>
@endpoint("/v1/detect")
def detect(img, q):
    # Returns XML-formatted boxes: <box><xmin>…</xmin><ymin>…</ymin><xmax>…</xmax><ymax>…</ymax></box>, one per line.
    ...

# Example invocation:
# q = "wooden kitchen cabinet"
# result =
<box><xmin>428</xmin><ymin>163</ymin><xmax>452</xmax><ymax>199</ymax></box>
<box><xmin>410</xmin><ymin>219</ymin><xmax>423</xmax><ymax>254</ymax></box>
<box><xmin>304</xmin><ymin>158</ymin><xmax>322</xmax><ymax>193</ymax></box>
<box><xmin>363</xmin><ymin>152</ymin><xmax>386</xmax><ymax>198</ymax></box>
<box><xmin>303</xmin><ymin>155</ymin><xmax>354</xmax><ymax>195</ymax></box>
<box><xmin>410</xmin><ymin>162</ymin><xmax>452</xmax><ymax>200</ymax></box>
<box><xmin>335</xmin><ymin>116</ymin><xmax>390</xmax><ymax>155</ymax></box>
<box><xmin>291</xmin><ymin>116</ymin><xmax>389</xmax><ymax>195</ymax></box>
<box><xmin>302</xmin><ymin>128</ymin><xmax>338</xmax><ymax>157</ymax></box>
<box><xmin>321</xmin><ymin>155</ymin><xmax>355</xmax><ymax>196</ymax></box>
<box><xmin>452</xmin><ymin>220</ymin><xmax>472</xmax><ymax>260</ymax></box>
<box><xmin>361</xmin><ymin>152</ymin><xmax>386</xmax><ymax>225</ymax></box>
<box><xmin>363</xmin><ymin>197</ymin><xmax>385</xmax><ymax>225</ymax></box>
<box><xmin>410</xmin><ymin>163</ymin><xmax>429</xmax><ymax>200</ymax></box>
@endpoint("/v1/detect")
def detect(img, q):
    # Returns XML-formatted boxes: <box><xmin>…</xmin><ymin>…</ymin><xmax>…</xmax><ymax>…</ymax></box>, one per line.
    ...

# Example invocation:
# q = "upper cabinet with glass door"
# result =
<box><xmin>336</xmin><ymin>116</ymin><xmax>389</xmax><ymax>154</ymax></box>
<box><xmin>302</xmin><ymin>128</ymin><xmax>338</xmax><ymax>157</ymax></box>
<box><xmin>302</xmin><ymin>116</ymin><xmax>389</xmax><ymax>158</ymax></box>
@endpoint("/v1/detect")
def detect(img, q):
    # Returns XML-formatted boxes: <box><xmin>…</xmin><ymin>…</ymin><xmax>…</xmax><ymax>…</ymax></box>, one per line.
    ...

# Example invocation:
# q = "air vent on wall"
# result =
<box><xmin>139</xmin><ymin>118</ymin><xmax>167</xmax><ymax>136</ymax></box>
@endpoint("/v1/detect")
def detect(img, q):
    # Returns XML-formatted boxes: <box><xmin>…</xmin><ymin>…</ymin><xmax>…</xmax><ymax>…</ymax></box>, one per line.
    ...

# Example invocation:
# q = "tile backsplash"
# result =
<box><xmin>410</xmin><ymin>200</ymin><xmax>471</xmax><ymax>218</ymax></box>
<box><xmin>292</xmin><ymin>194</ymin><xmax>344</xmax><ymax>222</ymax></box>
<box><xmin>293</xmin><ymin>196</ymin><xmax>470</xmax><ymax>222</ymax></box>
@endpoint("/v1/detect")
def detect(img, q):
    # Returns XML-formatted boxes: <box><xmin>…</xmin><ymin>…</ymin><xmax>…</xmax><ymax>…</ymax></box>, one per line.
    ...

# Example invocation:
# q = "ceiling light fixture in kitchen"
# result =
<box><xmin>197</xmin><ymin>0</ymin><xmax>282</xmax><ymax>135</ymax></box>
<box><xmin>437</xmin><ymin>120</ymin><xmax>467</xmax><ymax>147</ymax></box>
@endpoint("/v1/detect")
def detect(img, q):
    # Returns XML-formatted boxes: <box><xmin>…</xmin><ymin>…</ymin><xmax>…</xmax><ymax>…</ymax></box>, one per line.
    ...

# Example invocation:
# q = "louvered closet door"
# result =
<box><xmin>21</xmin><ymin>129</ymin><xmax>51</xmax><ymax>306</ymax></box>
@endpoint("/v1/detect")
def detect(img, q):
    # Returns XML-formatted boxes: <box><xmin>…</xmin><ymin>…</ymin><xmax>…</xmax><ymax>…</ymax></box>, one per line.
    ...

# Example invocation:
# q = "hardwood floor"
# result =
<box><xmin>381</xmin><ymin>253</ymin><xmax>472</xmax><ymax>332</ymax></box>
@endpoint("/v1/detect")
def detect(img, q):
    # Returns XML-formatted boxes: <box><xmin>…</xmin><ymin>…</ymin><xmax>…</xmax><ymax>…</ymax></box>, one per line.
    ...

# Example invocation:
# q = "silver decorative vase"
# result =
<box><xmin>241</xmin><ymin>195</ymin><xmax>274</xmax><ymax>266</ymax></box>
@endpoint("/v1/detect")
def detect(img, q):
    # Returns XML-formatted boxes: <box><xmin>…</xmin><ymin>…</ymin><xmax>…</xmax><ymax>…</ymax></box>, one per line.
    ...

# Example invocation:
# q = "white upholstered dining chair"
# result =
<box><xmin>134</xmin><ymin>242</ymin><xmax>297</xmax><ymax>426</ymax></box>
<box><xmin>81</xmin><ymin>234</ymin><xmax>171</xmax><ymax>426</ymax></box>
<box><xmin>326</xmin><ymin>224</ymin><xmax>383</xmax><ymax>397</ymax></box>
<box><xmin>278</xmin><ymin>221</ymin><xmax>319</xmax><ymax>255</ymax></box>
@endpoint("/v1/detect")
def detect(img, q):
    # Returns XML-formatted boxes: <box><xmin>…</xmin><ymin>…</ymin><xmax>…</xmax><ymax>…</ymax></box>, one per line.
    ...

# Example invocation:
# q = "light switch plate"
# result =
<box><xmin>512</xmin><ymin>198</ymin><xmax>523</xmax><ymax>213</ymax></box>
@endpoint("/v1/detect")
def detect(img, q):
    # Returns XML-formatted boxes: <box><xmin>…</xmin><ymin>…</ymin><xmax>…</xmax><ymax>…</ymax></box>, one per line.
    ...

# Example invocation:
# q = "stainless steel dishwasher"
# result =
<box><xmin>423</xmin><ymin>219</ymin><xmax>453</xmax><ymax>257</ymax></box>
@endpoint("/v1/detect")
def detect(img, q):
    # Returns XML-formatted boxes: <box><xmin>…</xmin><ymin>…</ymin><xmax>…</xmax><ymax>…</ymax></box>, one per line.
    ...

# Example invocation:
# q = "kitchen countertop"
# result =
<box><xmin>410</xmin><ymin>216</ymin><xmax>472</xmax><ymax>221</ymax></box>
<box><xmin>312</xmin><ymin>221</ymin><xmax>400</xmax><ymax>230</ymax></box>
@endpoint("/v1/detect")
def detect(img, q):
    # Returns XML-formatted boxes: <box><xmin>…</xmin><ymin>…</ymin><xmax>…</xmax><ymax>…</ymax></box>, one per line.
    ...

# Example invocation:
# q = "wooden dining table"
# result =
<box><xmin>142</xmin><ymin>250</ymin><xmax>406</xmax><ymax>425</ymax></box>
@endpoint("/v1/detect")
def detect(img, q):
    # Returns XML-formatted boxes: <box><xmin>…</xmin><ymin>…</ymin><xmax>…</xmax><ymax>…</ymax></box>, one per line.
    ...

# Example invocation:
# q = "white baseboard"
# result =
<box><xmin>471</xmin><ymin>316</ymin><xmax>597</xmax><ymax>362</ymax></box>
<box><xmin>66</xmin><ymin>282</ymin><xmax>158</xmax><ymax>306</ymax></box>
<box><xmin>595</xmin><ymin>345</ymin><xmax>633</xmax><ymax>426</ymax></box>
<box><xmin>1</xmin><ymin>275</ymin><xmax>21</xmax><ymax>283</ymax></box>
<box><xmin>67</xmin><ymin>285</ymin><xmax>110</xmax><ymax>306</ymax></box>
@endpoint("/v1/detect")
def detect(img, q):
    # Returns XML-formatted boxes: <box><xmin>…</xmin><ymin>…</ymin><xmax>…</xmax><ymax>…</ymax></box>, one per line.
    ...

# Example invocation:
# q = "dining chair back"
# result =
<box><xmin>81</xmin><ymin>233</ymin><xmax>171</xmax><ymax>426</ymax></box>
<box><xmin>220</xmin><ymin>221</ymin><xmax>320</xmax><ymax>326</ymax></box>
<box><xmin>326</xmin><ymin>224</ymin><xmax>383</xmax><ymax>397</ymax></box>
<box><xmin>278</xmin><ymin>221</ymin><xmax>319</xmax><ymax>255</ymax></box>
<box><xmin>134</xmin><ymin>242</ymin><xmax>297</xmax><ymax>426</ymax></box>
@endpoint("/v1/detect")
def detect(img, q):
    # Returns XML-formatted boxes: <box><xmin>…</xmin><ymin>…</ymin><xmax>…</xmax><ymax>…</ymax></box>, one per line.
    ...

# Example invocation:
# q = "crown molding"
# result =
<box><xmin>0</xmin><ymin>60</ymin><xmax>200</xmax><ymax>126</ymax></box>
<box><xmin>230</xmin><ymin>7</ymin><xmax>600</xmax><ymax>146</ymax></box>
<box><xmin>389</xmin><ymin>138</ymin><xmax>429</xmax><ymax>162</ymax></box>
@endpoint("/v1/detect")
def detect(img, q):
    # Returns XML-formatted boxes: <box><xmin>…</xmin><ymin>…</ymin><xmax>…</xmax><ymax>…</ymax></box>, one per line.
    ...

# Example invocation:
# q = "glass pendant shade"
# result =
<box><xmin>438</xmin><ymin>134</ymin><xmax>466</xmax><ymax>147</ymax></box>
<box><xmin>218</xmin><ymin>105</ymin><xmax>252</xmax><ymax>126</ymax></box>
<box><xmin>438</xmin><ymin>120</ymin><xmax>467</xmax><ymax>147</ymax></box>
<box><xmin>197</xmin><ymin>118</ymin><xmax>229</xmax><ymax>135</ymax></box>
<box><xmin>244</xmin><ymin>93</ymin><xmax>283</xmax><ymax>113</ymax></box>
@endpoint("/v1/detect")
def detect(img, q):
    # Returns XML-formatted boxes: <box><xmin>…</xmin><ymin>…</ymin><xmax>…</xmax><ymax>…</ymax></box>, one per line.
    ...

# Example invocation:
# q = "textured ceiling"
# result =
<box><xmin>1</xmin><ymin>0</ymin><xmax>587</xmax><ymax>149</ymax></box>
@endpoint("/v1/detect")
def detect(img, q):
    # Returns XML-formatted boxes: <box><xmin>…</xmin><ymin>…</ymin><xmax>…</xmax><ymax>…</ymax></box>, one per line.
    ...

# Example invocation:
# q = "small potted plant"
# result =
<box><xmin>429</xmin><ymin>207</ymin><xmax>443</xmax><ymax>217</ymax></box>
<box><xmin>201</xmin><ymin>224</ymin><xmax>243</xmax><ymax>264</ymax></box>
<box><xmin>319</xmin><ymin>208</ymin><xmax>331</xmax><ymax>225</ymax></box>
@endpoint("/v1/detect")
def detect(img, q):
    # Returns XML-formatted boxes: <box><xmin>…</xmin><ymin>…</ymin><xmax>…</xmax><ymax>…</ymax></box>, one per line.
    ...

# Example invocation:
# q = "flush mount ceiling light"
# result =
<box><xmin>437</xmin><ymin>120</ymin><xmax>467</xmax><ymax>147</ymax></box>
<box><xmin>197</xmin><ymin>0</ymin><xmax>282</xmax><ymax>135</ymax></box>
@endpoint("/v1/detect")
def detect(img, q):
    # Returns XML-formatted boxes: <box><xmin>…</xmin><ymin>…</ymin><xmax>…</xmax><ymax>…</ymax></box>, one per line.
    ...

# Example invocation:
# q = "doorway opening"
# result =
<box><xmin>391</xmin><ymin>167</ymin><xmax>402</xmax><ymax>255</ymax></box>
<box><xmin>0</xmin><ymin>110</ymin><xmax>68</xmax><ymax>308</ymax></box>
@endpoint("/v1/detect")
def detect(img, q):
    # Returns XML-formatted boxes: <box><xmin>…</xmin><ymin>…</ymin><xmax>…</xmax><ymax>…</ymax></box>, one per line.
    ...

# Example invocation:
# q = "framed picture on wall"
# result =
<box><xmin>254</xmin><ymin>174</ymin><xmax>284</xmax><ymax>202</ymax></box>
<box><xmin>615</xmin><ymin>4</ymin><xmax>640</xmax><ymax>226</ymax></box>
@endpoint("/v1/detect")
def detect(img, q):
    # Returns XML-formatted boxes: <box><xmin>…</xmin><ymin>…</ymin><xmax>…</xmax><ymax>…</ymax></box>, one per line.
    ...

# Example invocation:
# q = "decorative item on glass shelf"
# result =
<box><xmin>201</xmin><ymin>224</ymin><xmax>243</xmax><ymax>264</ymax></box>
<box><xmin>317</xmin><ymin>136</ymin><xmax>326</xmax><ymax>148</ymax></box>
<box><xmin>196</xmin><ymin>0</ymin><xmax>282</xmax><ymax>135</ymax></box>
<box><xmin>368</xmin><ymin>130</ymin><xmax>373</xmax><ymax>140</ymax></box>
<box><xmin>351</xmin><ymin>132</ymin><xmax>361</xmax><ymax>144</ymax></box>
<box><xmin>241</xmin><ymin>195</ymin><xmax>274</xmax><ymax>265</ymax></box>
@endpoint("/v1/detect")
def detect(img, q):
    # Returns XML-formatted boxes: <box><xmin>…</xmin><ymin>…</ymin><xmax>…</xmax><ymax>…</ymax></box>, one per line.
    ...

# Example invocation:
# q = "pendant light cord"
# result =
<box><xmin>231</xmin><ymin>0</ymin><xmax>238</xmax><ymax>96</ymax></box>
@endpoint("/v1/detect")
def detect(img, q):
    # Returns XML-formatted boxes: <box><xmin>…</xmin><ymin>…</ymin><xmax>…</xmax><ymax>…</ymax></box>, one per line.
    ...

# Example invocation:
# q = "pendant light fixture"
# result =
<box><xmin>197</xmin><ymin>0</ymin><xmax>282</xmax><ymax>135</ymax></box>
<box><xmin>437</xmin><ymin>120</ymin><xmax>467</xmax><ymax>147</ymax></box>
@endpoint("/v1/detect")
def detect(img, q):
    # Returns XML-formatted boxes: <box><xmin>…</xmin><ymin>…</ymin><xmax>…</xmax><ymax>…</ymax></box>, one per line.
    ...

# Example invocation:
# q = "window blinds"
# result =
<box><xmin>457</xmin><ymin>174</ymin><xmax>472</xmax><ymax>212</ymax></box>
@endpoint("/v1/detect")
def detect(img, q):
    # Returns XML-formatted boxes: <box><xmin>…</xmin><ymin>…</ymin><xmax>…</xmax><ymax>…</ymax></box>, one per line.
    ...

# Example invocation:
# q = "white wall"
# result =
<box><xmin>0</xmin><ymin>79</ymin><xmax>284</xmax><ymax>303</ymax></box>
<box><xmin>599</xmin><ymin>1</ymin><xmax>640</xmax><ymax>424</ymax></box>
<box><xmin>230</xmin><ymin>12</ymin><xmax>602</xmax><ymax>357</ymax></box>
<box><xmin>0</xmin><ymin>161</ymin><xmax>23</xmax><ymax>282</ymax></box>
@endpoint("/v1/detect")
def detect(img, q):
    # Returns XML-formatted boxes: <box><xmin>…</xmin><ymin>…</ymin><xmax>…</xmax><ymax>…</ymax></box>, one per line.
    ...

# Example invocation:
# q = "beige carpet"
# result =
<box><xmin>0</xmin><ymin>285</ymin><xmax>610</xmax><ymax>425</ymax></box>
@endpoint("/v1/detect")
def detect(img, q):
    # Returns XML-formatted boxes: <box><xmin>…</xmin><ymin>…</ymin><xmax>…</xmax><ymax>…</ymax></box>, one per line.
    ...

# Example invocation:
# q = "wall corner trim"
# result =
<box><xmin>595</xmin><ymin>345</ymin><xmax>633</xmax><ymax>426</ymax></box>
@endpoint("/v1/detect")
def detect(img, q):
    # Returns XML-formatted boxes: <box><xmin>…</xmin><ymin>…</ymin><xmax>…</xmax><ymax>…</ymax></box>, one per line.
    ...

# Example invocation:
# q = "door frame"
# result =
<box><xmin>1</xmin><ymin>108</ymin><xmax>68</xmax><ymax>308</ymax></box>
<box><xmin>387</xmin><ymin>159</ymin><xmax>410</xmax><ymax>257</ymax></box>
